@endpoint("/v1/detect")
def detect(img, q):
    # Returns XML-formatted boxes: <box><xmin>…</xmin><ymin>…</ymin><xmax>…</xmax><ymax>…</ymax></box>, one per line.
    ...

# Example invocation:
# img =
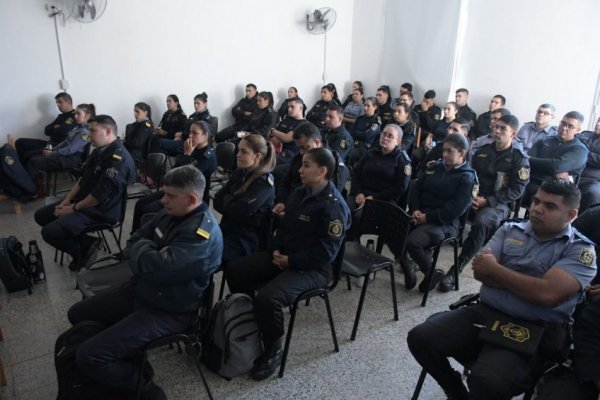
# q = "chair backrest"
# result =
<box><xmin>215</xmin><ymin>142</ymin><xmax>236</xmax><ymax>173</ymax></box>
<box><xmin>358</xmin><ymin>199</ymin><xmax>411</xmax><ymax>260</ymax></box>
<box><xmin>208</xmin><ymin>116</ymin><xmax>219</xmax><ymax>142</ymax></box>
<box><xmin>143</xmin><ymin>153</ymin><xmax>167</xmax><ymax>188</ymax></box>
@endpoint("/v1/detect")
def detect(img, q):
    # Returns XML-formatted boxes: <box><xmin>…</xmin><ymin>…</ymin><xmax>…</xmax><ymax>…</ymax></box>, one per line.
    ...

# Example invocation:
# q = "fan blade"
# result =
<box><xmin>85</xmin><ymin>0</ymin><xmax>96</xmax><ymax>20</ymax></box>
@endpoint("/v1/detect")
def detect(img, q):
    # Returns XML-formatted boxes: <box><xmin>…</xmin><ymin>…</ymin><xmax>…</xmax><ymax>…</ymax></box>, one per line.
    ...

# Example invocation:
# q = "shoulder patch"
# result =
<box><xmin>404</xmin><ymin>164</ymin><xmax>412</xmax><ymax>176</ymax></box>
<box><xmin>267</xmin><ymin>174</ymin><xmax>274</xmax><ymax>186</ymax></box>
<box><xmin>579</xmin><ymin>247</ymin><xmax>595</xmax><ymax>267</ymax></box>
<box><xmin>328</xmin><ymin>220</ymin><xmax>343</xmax><ymax>238</ymax></box>
<box><xmin>65</xmin><ymin>118</ymin><xmax>73</xmax><ymax>125</ymax></box>
<box><xmin>340</xmin><ymin>139</ymin><xmax>347</xmax><ymax>149</ymax></box>
<box><xmin>105</xmin><ymin>167</ymin><xmax>118</xmax><ymax>179</ymax></box>
<box><xmin>518</xmin><ymin>167</ymin><xmax>530</xmax><ymax>181</ymax></box>
<box><xmin>81</xmin><ymin>133</ymin><xmax>90</xmax><ymax>142</ymax></box>
<box><xmin>4</xmin><ymin>155</ymin><xmax>14</xmax><ymax>166</ymax></box>
<box><xmin>472</xmin><ymin>183</ymin><xmax>479</xmax><ymax>198</ymax></box>
<box><xmin>145</xmin><ymin>121</ymin><xmax>152</xmax><ymax>128</ymax></box>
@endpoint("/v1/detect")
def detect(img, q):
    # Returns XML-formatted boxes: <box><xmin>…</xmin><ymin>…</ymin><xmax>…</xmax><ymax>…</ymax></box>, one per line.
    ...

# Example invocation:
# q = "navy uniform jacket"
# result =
<box><xmin>274</xmin><ymin>117</ymin><xmax>305</xmax><ymax>159</ymax></box>
<box><xmin>276</xmin><ymin>150</ymin><xmax>349</xmax><ymax>204</ymax></box>
<box><xmin>324</xmin><ymin>125</ymin><xmax>354</xmax><ymax>162</ymax></box>
<box><xmin>214</xmin><ymin>170</ymin><xmax>275</xmax><ymax>260</ymax></box>
<box><xmin>76</xmin><ymin>139</ymin><xmax>136</xmax><ymax>222</ymax></box>
<box><xmin>53</xmin><ymin>123</ymin><xmax>91</xmax><ymax>169</ymax></box>
<box><xmin>124</xmin><ymin>119</ymin><xmax>154</xmax><ymax>162</ymax></box>
<box><xmin>578</xmin><ymin>131</ymin><xmax>600</xmax><ymax>180</ymax></box>
<box><xmin>273</xmin><ymin>180</ymin><xmax>350</xmax><ymax>275</ymax></box>
<box><xmin>176</xmin><ymin>145</ymin><xmax>217</xmax><ymax>203</ymax></box>
<box><xmin>399</xmin><ymin>119</ymin><xmax>417</xmax><ymax>153</ymax></box>
<box><xmin>457</xmin><ymin>104</ymin><xmax>477</xmax><ymax>126</ymax></box>
<box><xmin>528</xmin><ymin>136</ymin><xmax>589</xmax><ymax>184</ymax></box>
<box><xmin>232</xmin><ymin>95</ymin><xmax>259</xmax><ymax>126</ymax></box>
<box><xmin>44</xmin><ymin>110</ymin><xmax>77</xmax><ymax>145</ymax></box>
<box><xmin>472</xmin><ymin>111</ymin><xmax>492</xmax><ymax>140</ymax></box>
<box><xmin>306</xmin><ymin>100</ymin><xmax>335</xmax><ymax>131</ymax></box>
<box><xmin>409</xmin><ymin>161</ymin><xmax>477</xmax><ymax>226</ymax></box>
<box><xmin>243</xmin><ymin>107</ymin><xmax>278</xmax><ymax>138</ymax></box>
<box><xmin>350</xmin><ymin>147</ymin><xmax>411</xmax><ymax>202</ymax></box>
<box><xmin>127</xmin><ymin>203</ymin><xmax>223</xmax><ymax>313</ymax></box>
<box><xmin>183</xmin><ymin>109</ymin><xmax>211</xmax><ymax>139</ymax></box>
<box><xmin>378</xmin><ymin>103</ymin><xmax>394</xmax><ymax>127</ymax></box>
<box><xmin>351</xmin><ymin>114</ymin><xmax>380</xmax><ymax>145</ymax></box>
<box><xmin>472</xmin><ymin>143</ymin><xmax>530</xmax><ymax>207</ymax></box>
<box><xmin>158</xmin><ymin>109</ymin><xmax>187</xmax><ymax>139</ymax></box>
<box><xmin>415</xmin><ymin>104</ymin><xmax>442</xmax><ymax>135</ymax></box>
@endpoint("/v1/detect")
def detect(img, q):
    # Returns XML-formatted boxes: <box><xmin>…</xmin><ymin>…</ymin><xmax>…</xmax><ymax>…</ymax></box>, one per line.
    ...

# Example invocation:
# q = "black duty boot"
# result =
<box><xmin>418</xmin><ymin>269</ymin><xmax>444</xmax><ymax>293</ymax></box>
<box><xmin>250</xmin><ymin>338</ymin><xmax>283</xmax><ymax>381</ymax></box>
<box><xmin>400</xmin><ymin>256</ymin><xmax>418</xmax><ymax>290</ymax></box>
<box><xmin>444</xmin><ymin>370</ymin><xmax>469</xmax><ymax>400</ymax></box>
<box><xmin>438</xmin><ymin>260</ymin><xmax>466</xmax><ymax>292</ymax></box>
<box><xmin>138</xmin><ymin>380</ymin><xmax>167</xmax><ymax>400</ymax></box>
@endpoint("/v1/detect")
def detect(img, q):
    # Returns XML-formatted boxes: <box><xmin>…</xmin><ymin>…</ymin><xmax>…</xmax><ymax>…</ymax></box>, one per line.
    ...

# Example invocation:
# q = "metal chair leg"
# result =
<box><xmin>350</xmin><ymin>272</ymin><xmax>371</xmax><ymax>341</ymax></box>
<box><xmin>411</xmin><ymin>368</ymin><xmax>427</xmax><ymax>400</ymax></box>
<box><xmin>453</xmin><ymin>241</ymin><xmax>460</xmax><ymax>291</ymax></box>
<box><xmin>323</xmin><ymin>293</ymin><xmax>339</xmax><ymax>352</ymax></box>
<box><xmin>421</xmin><ymin>247</ymin><xmax>441</xmax><ymax>307</ymax></box>
<box><xmin>191</xmin><ymin>341</ymin><xmax>214</xmax><ymax>400</ymax></box>
<box><xmin>135</xmin><ymin>354</ymin><xmax>146</xmax><ymax>400</ymax></box>
<box><xmin>279</xmin><ymin>302</ymin><xmax>298</xmax><ymax>378</ymax></box>
<box><xmin>388</xmin><ymin>266</ymin><xmax>399</xmax><ymax>321</ymax></box>
<box><xmin>346</xmin><ymin>274</ymin><xmax>352</xmax><ymax>291</ymax></box>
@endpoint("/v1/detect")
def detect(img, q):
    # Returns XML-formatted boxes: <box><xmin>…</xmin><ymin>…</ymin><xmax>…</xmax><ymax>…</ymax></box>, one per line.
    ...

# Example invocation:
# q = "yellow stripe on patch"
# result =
<box><xmin>112</xmin><ymin>154</ymin><xmax>122</xmax><ymax>160</ymax></box>
<box><xmin>196</xmin><ymin>228</ymin><xmax>210</xmax><ymax>239</ymax></box>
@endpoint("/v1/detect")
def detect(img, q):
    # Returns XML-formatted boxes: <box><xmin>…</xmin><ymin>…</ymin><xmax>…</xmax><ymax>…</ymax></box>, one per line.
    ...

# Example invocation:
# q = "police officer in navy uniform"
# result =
<box><xmin>408</xmin><ymin>179</ymin><xmax>597</xmax><ymax>400</ymax></box>
<box><xmin>402</xmin><ymin>134</ymin><xmax>477</xmax><ymax>292</ymax></box>
<box><xmin>155</xmin><ymin>94</ymin><xmax>187</xmax><ymax>140</ymax></box>
<box><xmin>375</xmin><ymin>85</ymin><xmax>394</xmax><ymax>127</ymax></box>
<box><xmin>439</xmin><ymin>115</ymin><xmax>530</xmax><ymax>292</ymax></box>
<box><xmin>14</xmin><ymin>92</ymin><xmax>77</xmax><ymax>164</ymax></box>
<box><xmin>323</xmin><ymin>105</ymin><xmax>354</xmax><ymax>163</ymax></box>
<box><xmin>34</xmin><ymin>115</ymin><xmax>136</xmax><ymax>270</ymax></box>
<box><xmin>131</xmin><ymin>121</ymin><xmax>217</xmax><ymax>233</ymax></box>
<box><xmin>214</xmin><ymin>134</ymin><xmax>276</xmax><ymax>263</ymax></box>
<box><xmin>68</xmin><ymin>165</ymin><xmax>223</xmax><ymax>399</ymax></box>
<box><xmin>455</xmin><ymin>88</ymin><xmax>477</xmax><ymax>127</ymax></box>
<box><xmin>306</xmin><ymin>84</ymin><xmax>337</xmax><ymax>132</ymax></box>
<box><xmin>414</xmin><ymin>90</ymin><xmax>442</xmax><ymax>136</ymax></box>
<box><xmin>269</xmin><ymin>97</ymin><xmax>305</xmax><ymax>166</ymax></box>
<box><xmin>349</xmin><ymin>96</ymin><xmax>381</xmax><ymax>166</ymax></box>
<box><xmin>123</xmin><ymin>102</ymin><xmax>155</xmax><ymax>164</ymax></box>
<box><xmin>216</xmin><ymin>83</ymin><xmax>259</xmax><ymax>143</ymax></box>
<box><xmin>226</xmin><ymin>147</ymin><xmax>350</xmax><ymax>381</ymax></box>
<box><xmin>272</xmin><ymin>122</ymin><xmax>349</xmax><ymax>217</ymax></box>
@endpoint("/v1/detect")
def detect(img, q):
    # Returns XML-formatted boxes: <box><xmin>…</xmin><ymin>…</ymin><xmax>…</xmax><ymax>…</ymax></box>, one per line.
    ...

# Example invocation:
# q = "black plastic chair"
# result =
<box><xmin>278</xmin><ymin>243</ymin><xmax>346</xmax><ymax>378</ymax></box>
<box><xmin>128</xmin><ymin>153</ymin><xmax>167</xmax><ymax>199</ymax></box>
<box><xmin>134</xmin><ymin>277</ymin><xmax>215</xmax><ymax>400</ymax></box>
<box><xmin>342</xmin><ymin>199</ymin><xmax>411</xmax><ymax>340</ymax></box>
<box><xmin>208</xmin><ymin>116</ymin><xmax>219</xmax><ymax>144</ymax></box>
<box><xmin>210</xmin><ymin>142</ymin><xmax>236</xmax><ymax>195</ymax></box>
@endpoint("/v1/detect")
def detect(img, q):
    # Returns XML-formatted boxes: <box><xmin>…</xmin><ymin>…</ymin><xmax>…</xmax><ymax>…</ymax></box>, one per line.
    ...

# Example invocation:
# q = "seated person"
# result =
<box><xmin>154</xmin><ymin>94</ymin><xmax>187</xmax><ymax>141</ymax></box>
<box><xmin>471</xmin><ymin>107</ymin><xmax>512</xmax><ymax>153</ymax></box>
<box><xmin>131</xmin><ymin>121</ymin><xmax>216</xmax><ymax>232</ymax></box>
<box><xmin>407</xmin><ymin>179</ymin><xmax>597</xmax><ymax>400</ymax></box>
<box><xmin>225</xmin><ymin>147</ymin><xmax>350</xmax><ymax>380</ymax></box>
<box><xmin>455</xmin><ymin>88</ymin><xmax>477</xmax><ymax>127</ymax></box>
<box><xmin>269</xmin><ymin>97</ymin><xmax>305</xmax><ymax>166</ymax></box>
<box><xmin>123</xmin><ymin>102</ymin><xmax>154</xmax><ymax>164</ymax></box>
<box><xmin>577</xmin><ymin>116</ymin><xmax>600</xmax><ymax>212</ymax></box>
<box><xmin>14</xmin><ymin>92</ymin><xmax>76</xmax><ymax>164</ymax></box>
<box><xmin>526</xmin><ymin>111</ymin><xmax>589</xmax><ymax>203</ymax></box>
<box><xmin>417</xmin><ymin>118</ymin><xmax>470</xmax><ymax>176</ymax></box>
<box><xmin>67</xmin><ymin>165</ymin><xmax>223</xmax><ymax>399</ymax></box>
<box><xmin>216</xmin><ymin>83</ymin><xmax>259</xmax><ymax>143</ymax></box>
<box><xmin>341</xmin><ymin>80</ymin><xmax>363</xmax><ymax>108</ymax></box>
<box><xmin>34</xmin><ymin>115</ymin><xmax>136</xmax><ymax>270</ymax></box>
<box><xmin>323</xmin><ymin>105</ymin><xmax>353</xmax><ymax>162</ymax></box>
<box><xmin>25</xmin><ymin>103</ymin><xmax>94</xmax><ymax>179</ymax></box>
<box><xmin>214</xmin><ymin>134</ymin><xmax>276</xmax><ymax>263</ymax></box>
<box><xmin>471</xmin><ymin>94</ymin><xmax>506</xmax><ymax>140</ymax></box>
<box><xmin>348</xmin><ymin>96</ymin><xmax>381</xmax><ymax>166</ymax></box>
<box><xmin>276</xmin><ymin>86</ymin><xmax>306</xmax><ymax>121</ymax></box>
<box><xmin>272</xmin><ymin>122</ymin><xmax>349</xmax><ymax>217</ymax></box>
<box><xmin>414</xmin><ymin>90</ymin><xmax>442</xmax><ymax>136</ymax></box>
<box><xmin>395</xmin><ymin>92</ymin><xmax>421</xmax><ymax>129</ymax></box>
<box><xmin>154</xmin><ymin>92</ymin><xmax>212</xmax><ymax>157</ymax></box>
<box><xmin>342</xmin><ymin>87</ymin><xmax>365</xmax><ymax>127</ymax></box>
<box><xmin>237</xmin><ymin>91</ymin><xmax>278</xmax><ymax>140</ymax></box>
<box><xmin>402</xmin><ymin>134</ymin><xmax>477</xmax><ymax>292</ymax></box>
<box><xmin>375</xmin><ymin>85</ymin><xmax>394</xmax><ymax>127</ymax></box>
<box><xmin>430</xmin><ymin>101</ymin><xmax>458</xmax><ymax>144</ymax></box>
<box><xmin>438</xmin><ymin>115</ymin><xmax>530</xmax><ymax>292</ymax></box>
<box><xmin>347</xmin><ymin>123</ymin><xmax>410</xmax><ymax>238</ymax></box>
<box><xmin>517</xmin><ymin>103</ymin><xmax>558</xmax><ymax>152</ymax></box>
<box><xmin>306</xmin><ymin>84</ymin><xmax>338</xmax><ymax>132</ymax></box>
<box><xmin>393</xmin><ymin>103</ymin><xmax>416</xmax><ymax>153</ymax></box>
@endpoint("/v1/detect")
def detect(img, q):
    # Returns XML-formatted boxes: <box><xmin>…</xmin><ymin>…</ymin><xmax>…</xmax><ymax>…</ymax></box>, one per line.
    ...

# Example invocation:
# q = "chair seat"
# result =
<box><xmin>342</xmin><ymin>241</ymin><xmax>394</xmax><ymax>277</ymax></box>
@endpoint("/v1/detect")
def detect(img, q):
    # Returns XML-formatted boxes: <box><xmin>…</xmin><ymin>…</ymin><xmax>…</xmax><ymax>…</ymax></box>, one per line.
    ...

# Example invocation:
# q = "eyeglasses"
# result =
<box><xmin>536</xmin><ymin>110</ymin><xmax>553</xmax><ymax>116</ymax></box>
<box><xmin>559</xmin><ymin>121</ymin><xmax>578</xmax><ymax>130</ymax></box>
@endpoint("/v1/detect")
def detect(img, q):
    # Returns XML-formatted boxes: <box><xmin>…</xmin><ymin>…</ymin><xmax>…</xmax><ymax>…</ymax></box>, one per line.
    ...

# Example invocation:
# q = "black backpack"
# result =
<box><xmin>0</xmin><ymin>236</ymin><xmax>33</xmax><ymax>294</ymax></box>
<box><xmin>0</xmin><ymin>144</ymin><xmax>36</xmax><ymax>200</ymax></box>
<box><xmin>55</xmin><ymin>321</ymin><xmax>130</xmax><ymax>400</ymax></box>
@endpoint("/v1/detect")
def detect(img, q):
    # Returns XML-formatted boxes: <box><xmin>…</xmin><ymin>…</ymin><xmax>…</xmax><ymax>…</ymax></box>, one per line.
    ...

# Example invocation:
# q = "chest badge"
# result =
<box><xmin>518</xmin><ymin>167</ymin><xmax>530</xmax><ymax>181</ymax></box>
<box><xmin>4</xmin><ymin>156</ymin><xmax>14</xmax><ymax>166</ymax></box>
<box><xmin>298</xmin><ymin>214</ymin><xmax>311</xmax><ymax>222</ymax></box>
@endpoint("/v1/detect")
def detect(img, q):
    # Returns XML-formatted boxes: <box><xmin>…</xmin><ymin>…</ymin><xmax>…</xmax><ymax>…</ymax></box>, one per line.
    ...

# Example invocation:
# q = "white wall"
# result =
<box><xmin>453</xmin><ymin>0</ymin><xmax>600</xmax><ymax>128</ymax></box>
<box><xmin>0</xmin><ymin>0</ymin><xmax>355</xmax><ymax>139</ymax></box>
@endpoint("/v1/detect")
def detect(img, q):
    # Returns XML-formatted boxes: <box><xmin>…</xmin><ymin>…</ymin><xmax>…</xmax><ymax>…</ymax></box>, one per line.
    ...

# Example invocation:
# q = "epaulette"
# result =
<box><xmin>195</xmin><ymin>212</ymin><xmax>215</xmax><ymax>240</ymax></box>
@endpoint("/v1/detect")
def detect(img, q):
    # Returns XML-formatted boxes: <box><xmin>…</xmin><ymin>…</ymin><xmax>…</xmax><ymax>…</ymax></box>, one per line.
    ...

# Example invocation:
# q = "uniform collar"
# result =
<box><xmin>523</xmin><ymin>221</ymin><xmax>573</xmax><ymax>241</ymax></box>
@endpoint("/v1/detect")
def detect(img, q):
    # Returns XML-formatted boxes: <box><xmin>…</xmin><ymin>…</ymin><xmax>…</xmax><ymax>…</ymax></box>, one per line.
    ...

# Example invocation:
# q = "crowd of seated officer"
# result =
<box><xmin>269</xmin><ymin>97</ymin><xmax>306</xmax><ymax>168</ymax></box>
<box><xmin>276</xmin><ymin>86</ymin><xmax>307</xmax><ymax>122</ymax></box>
<box><xmin>348</xmin><ymin>96</ymin><xmax>381</xmax><ymax>165</ymax></box>
<box><xmin>216</xmin><ymin>83</ymin><xmax>259</xmax><ymax>143</ymax></box>
<box><xmin>123</xmin><ymin>102</ymin><xmax>154</xmax><ymax>164</ymax></box>
<box><xmin>153</xmin><ymin>94</ymin><xmax>186</xmax><ymax>142</ymax></box>
<box><xmin>305</xmin><ymin>83</ymin><xmax>341</xmax><ymax>132</ymax></box>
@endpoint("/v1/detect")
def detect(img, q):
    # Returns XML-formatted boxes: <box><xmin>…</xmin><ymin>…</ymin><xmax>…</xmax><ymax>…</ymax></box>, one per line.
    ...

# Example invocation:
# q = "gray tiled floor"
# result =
<box><xmin>0</xmin><ymin>191</ymin><xmax>483</xmax><ymax>399</ymax></box>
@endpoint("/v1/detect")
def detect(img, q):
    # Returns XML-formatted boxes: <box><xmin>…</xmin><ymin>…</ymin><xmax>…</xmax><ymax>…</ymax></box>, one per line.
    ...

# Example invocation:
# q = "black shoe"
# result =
<box><xmin>67</xmin><ymin>256</ymin><xmax>81</xmax><ymax>271</ymax></box>
<box><xmin>250</xmin><ymin>342</ymin><xmax>283</xmax><ymax>381</ymax></box>
<box><xmin>81</xmin><ymin>237</ymin><xmax>102</xmax><ymax>269</ymax></box>
<box><xmin>443</xmin><ymin>370</ymin><xmax>469</xmax><ymax>400</ymax></box>
<box><xmin>438</xmin><ymin>266</ymin><xmax>457</xmax><ymax>293</ymax></box>
<box><xmin>418</xmin><ymin>269</ymin><xmax>444</xmax><ymax>293</ymax></box>
<box><xmin>401</xmin><ymin>258</ymin><xmax>418</xmax><ymax>290</ymax></box>
<box><xmin>138</xmin><ymin>380</ymin><xmax>167</xmax><ymax>400</ymax></box>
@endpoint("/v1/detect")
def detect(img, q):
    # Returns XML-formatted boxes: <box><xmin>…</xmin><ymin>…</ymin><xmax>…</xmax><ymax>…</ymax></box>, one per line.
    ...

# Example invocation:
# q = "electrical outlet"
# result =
<box><xmin>59</xmin><ymin>79</ymin><xmax>69</xmax><ymax>90</ymax></box>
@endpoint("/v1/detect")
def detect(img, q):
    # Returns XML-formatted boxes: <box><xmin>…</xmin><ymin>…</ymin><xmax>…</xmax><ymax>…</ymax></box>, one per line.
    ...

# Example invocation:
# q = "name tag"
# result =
<box><xmin>298</xmin><ymin>214</ymin><xmax>311</xmax><ymax>222</ymax></box>
<box><xmin>154</xmin><ymin>227</ymin><xmax>163</xmax><ymax>239</ymax></box>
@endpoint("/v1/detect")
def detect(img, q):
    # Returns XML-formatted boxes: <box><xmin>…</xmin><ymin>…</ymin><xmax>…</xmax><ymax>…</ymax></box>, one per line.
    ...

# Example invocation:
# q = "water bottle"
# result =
<box><xmin>27</xmin><ymin>240</ymin><xmax>46</xmax><ymax>282</ymax></box>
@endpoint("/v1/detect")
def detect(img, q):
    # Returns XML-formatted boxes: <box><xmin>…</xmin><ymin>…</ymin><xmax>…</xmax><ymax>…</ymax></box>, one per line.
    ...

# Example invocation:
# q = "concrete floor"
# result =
<box><xmin>0</xmin><ymin>189</ymin><xmax>484</xmax><ymax>400</ymax></box>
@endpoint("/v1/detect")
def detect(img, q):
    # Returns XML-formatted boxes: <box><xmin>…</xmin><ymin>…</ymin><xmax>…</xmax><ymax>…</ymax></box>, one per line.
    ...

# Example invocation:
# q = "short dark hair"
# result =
<box><xmin>564</xmin><ymin>111</ymin><xmax>584</xmax><ymax>124</ymax></box>
<box><xmin>353</xmin><ymin>80</ymin><xmax>363</xmax><ymax>89</ymax></box>
<box><xmin>443</xmin><ymin>133</ymin><xmax>470</xmax><ymax>153</ymax></box>
<box><xmin>451</xmin><ymin>118</ymin><xmax>471</xmax><ymax>133</ymax></box>
<box><xmin>55</xmin><ymin>92</ymin><xmax>72</xmax><ymax>103</ymax></box>
<box><xmin>89</xmin><ymin>115</ymin><xmax>117</xmax><ymax>136</ymax></box>
<box><xmin>456</xmin><ymin>88</ymin><xmax>469</xmax><ymax>95</ymax></box>
<box><xmin>305</xmin><ymin>147</ymin><xmax>336</xmax><ymax>180</ymax></box>
<box><xmin>539</xmin><ymin>179</ymin><xmax>581</xmax><ymax>209</ymax></box>
<box><xmin>424</xmin><ymin>90</ymin><xmax>436</xmax><ymax>99</ymax></box>
<box><xmin>493</xmin><ymin>94</ymin><xmax>506</xmax><ymax>105</ymax></box>
<box><xmin>293</xmin><ymin>122</ymin><xmax>322</xmax><ymax>142</ymax></box>
<box><xmin>246</xmin><ymin>83</ymin><xmax>257</xmax><ymax>90</ymax></box>
<box><xmin>401</xmin><ymin>82</ymin><xmax>413</xmax><ymax>92</ymax></box>
<box><xmin>163</xmin><ymin>164</ymin><xmax>206</xmax><ymax>199</ymax></box>
<box><xmin>498</xmin><ymin>115</ymin><xmax>519</xmax><ymax>131</ymax></box>
<box><xmin>327</xmin><ymin>104</ymin><xmax>344</xmax><ymax>116</ymax></box>
<box><xmin>401</xmin><ymin>92</ymin><xmax>414</xmax><ymax>101</ymax></box>
<box><xmin>491</xmin><ymin>107</ymin><xmax>511</xmax><ymax>117</ymax></box>
<box><xmin>353</xmin><ymin>87</ymin><xmax>364</xmax><ymax>95</ymax></box>
<box><xmin>287</xmin><ymin>97</ymin><xmax>304</xmax><ymax>107</ymax></box>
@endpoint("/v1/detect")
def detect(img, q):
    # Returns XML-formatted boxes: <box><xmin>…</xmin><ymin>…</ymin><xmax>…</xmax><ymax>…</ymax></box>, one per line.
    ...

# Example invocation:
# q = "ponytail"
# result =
<box><xmin>234</xmin><ymin>134</ymin><xmax>276</xmax><ymax>196</ymax></box>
